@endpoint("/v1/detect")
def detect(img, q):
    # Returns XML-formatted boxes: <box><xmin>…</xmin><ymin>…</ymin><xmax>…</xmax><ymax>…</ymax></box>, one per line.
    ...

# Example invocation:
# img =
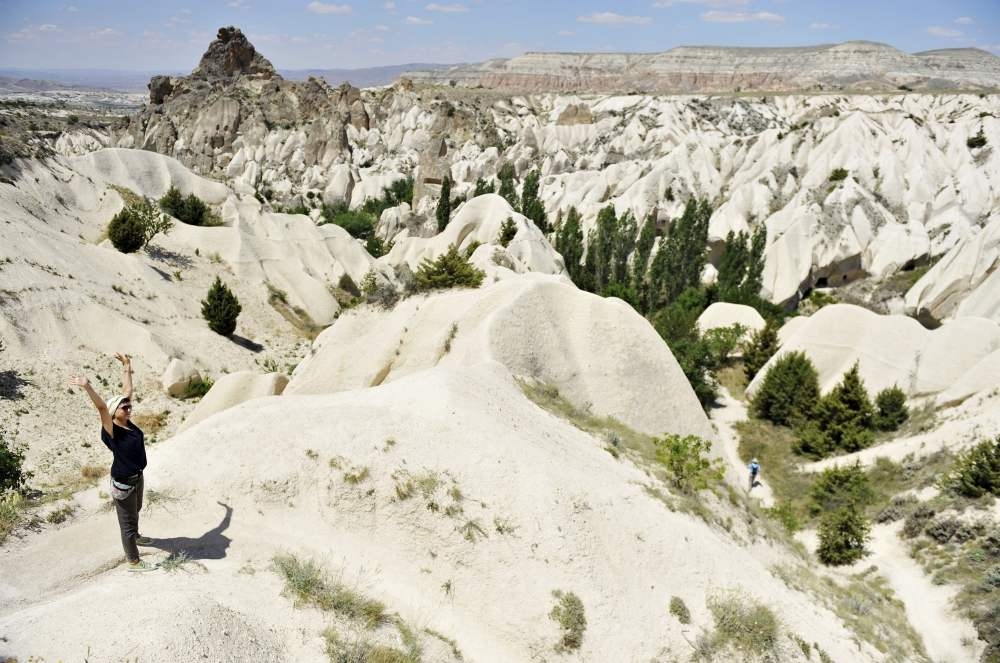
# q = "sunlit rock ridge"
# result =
<box><xmin>406</xmin><ymin>41</ymin><xmax>1000</xmax><ymax>93</ymax></box>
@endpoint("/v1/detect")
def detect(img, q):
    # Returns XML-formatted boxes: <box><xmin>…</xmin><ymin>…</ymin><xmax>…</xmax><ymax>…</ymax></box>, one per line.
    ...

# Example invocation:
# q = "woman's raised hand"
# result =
<box><xmin>68</xmin><ymin>375</ymin><xmax>90</xmax><ymax>388</ymax></box>
<box><xmin>114</xmin><ymin>353</ymin><xmax>132</xmax><ymax>367</ymax></box>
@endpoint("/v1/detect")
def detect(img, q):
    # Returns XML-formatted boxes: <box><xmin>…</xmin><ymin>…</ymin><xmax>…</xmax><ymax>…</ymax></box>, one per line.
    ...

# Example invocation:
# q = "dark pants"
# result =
<box><xmin>114</xmin><ymin>473</ymin><xmax>144</xmax><ymax>562</ymax></box>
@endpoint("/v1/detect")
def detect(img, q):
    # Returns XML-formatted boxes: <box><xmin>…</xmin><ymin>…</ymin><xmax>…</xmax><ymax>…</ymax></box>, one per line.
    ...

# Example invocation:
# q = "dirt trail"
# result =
<box><xmin>865</xmin><ymin>523</ymin><xmax>980</xmax><ymax>663</ymax></box>
<box><xmin>710</xmin><ymin>390</ymin><xmax>774</xmax><ymax>508</ymax></box>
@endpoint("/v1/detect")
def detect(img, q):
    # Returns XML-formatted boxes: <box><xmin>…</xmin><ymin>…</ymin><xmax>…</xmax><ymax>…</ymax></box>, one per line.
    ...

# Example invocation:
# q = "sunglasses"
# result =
<box><xmin>119</xmin><ymin>403</ymin><xmax>132</xmax><ymax>411</ymax></box>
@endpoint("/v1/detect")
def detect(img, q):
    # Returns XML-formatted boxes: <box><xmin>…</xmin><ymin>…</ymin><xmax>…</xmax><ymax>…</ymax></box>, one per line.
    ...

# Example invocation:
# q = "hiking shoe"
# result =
<box><xmin>135</xmin><ymin>536</ymin><xmax>154</xmax><ymax>546</ymax></box>
<box><xmin>127</xmin><ymin>560</ymin><xmax>158</xmax><ymax>572</ymax></box>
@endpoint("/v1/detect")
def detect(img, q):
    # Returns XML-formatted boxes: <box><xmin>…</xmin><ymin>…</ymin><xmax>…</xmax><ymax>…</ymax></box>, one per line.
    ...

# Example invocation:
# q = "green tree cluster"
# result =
<box><xmin>716</xmin><ymin>228</ymin><xmax>766</xmax><ymax>305</ymax></box>
<box><xmin>474</xmin><ymin>177</ymin><xmax>496</xmax><ymax>196</ymax></box>
<box><xmin>160</xmin><ymin>186</ymin><xmax>211</xmax><ymax>226</ymax></box>
<box><xmin>553</xmin><ymin>207</ymin><xmax>585</xmax><ymax>286</ymax></box>
<box><xmin>413</xmin><ymin>244</ymin><xmax>485</xmax><ymax>291</ymax></box>
<box><xmin>520</xmin><ymin>170</ymin><xmax>548</xmax><ymax>233</ymax></box>
<box><xmin>201</xmin><ymin>277</ymin><xmax>242</xmax><ymax>336</ymax></box>
<box><xmin>817</xmin><ymin>506</ymin><xmax>870</xmax><ymax>565</ymax></box>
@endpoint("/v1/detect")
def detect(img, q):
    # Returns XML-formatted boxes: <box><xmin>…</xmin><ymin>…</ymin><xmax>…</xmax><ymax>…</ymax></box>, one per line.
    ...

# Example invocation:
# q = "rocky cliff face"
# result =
<box><xmin>110</xmin><ymin>29</ymin><xmax>1000</xmax><ymax>317</ymax></box>
<box><xmin>118</xmin><ymin>27</ymin><xmax>366</xmax><ymax>193</ymax></box>
<box><xmin>406</xmin><ymin>41</ymin><xmax>1000</xmax><ymax>93</ymax></box>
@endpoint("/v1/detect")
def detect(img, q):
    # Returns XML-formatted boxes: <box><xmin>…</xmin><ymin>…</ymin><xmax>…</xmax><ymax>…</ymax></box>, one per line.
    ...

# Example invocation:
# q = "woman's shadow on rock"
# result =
<box><xmin>148</xmin><ymin>502</ymin><xmax>233</xmax><ymax>561</ymax></box>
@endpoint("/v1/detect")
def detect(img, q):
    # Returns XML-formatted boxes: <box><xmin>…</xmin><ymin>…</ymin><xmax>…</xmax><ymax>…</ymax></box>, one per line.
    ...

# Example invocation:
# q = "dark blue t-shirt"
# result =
<box><xmin>100</xmin><ymin>422</ymin><xmax>147</xmax><ymax>481</ymax></box>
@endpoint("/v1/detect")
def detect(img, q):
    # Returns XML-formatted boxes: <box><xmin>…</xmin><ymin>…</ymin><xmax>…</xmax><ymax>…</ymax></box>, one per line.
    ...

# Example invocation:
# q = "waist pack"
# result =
<box><xmin>109</xmin><ymin>474</ymin><xmax>140</xmax><ymax>501</ymax></box>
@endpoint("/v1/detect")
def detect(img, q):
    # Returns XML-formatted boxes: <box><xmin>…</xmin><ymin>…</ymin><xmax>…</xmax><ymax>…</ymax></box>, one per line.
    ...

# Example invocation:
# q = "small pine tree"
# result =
<box><xmin>817</xmin><ymin>507</ymin><xmax>870</xmax><ymax>565</ymax></box>
<box><xmin>180</xmin><ymin>193</ymin><xmax>208</xmax><ymax>226</ymax></box>
<box><xmin>201</xmin><ymin>277</ymin><xmax>242</xmax><ymax>336</ymax></box>
<box><xmin>159</xmin><ymin>186</ymin><xmax>184</xmax><ymax>218</ymax></box>
<box><xmin>808</xmin><ymin>463</ymin><xmax>874</xmax><ymax>516</ymax></box>
<box><xmin>752</xmin><ymin>351</ymin><xmax>819</xmax><ymax>426</ymax></box>
<box><xmin>743</xmin><ymin>319</ymin><xmax>780</xmax><ymax>381</ymax></box>
<box><xmin>133</xmin><ymin>198</ymin><xmax>173</xmax><ymax>246</ymax></box>
<box><xmin>436</xmin><ymin>176</ymin><xmax>452</xmax><ymax>233</ymax></box>
<box><xmin>874</xmin><ymin>386</ymin><xmax>908</xmax><ymax>431</ymax></box>
<box><xmin>942</xmin><ymin>437</ymin><xmax>1000</xmax><ymax>498</ymax></box>
<box><xmin>414</xmin><ymin>245</ymin><xmax>485</xmax><ymax>291</ymax></box>
<box><xmin>107</xmin><ymin>208</ymin><xmax>146</xmax><ymax>253</ymax></box>
<box><xmin>967</xmin><ymin>128</ymin><xmax>987</xmax><ymax>150</ymax></box>
<box><xmin>498</xmin><ymin>217</ymin><xmax>517</xmax><ymax>247</ymax></box>
<box><xmin>812</xmin><ymin>363</ymin><xmax>875</xmax><ymax>453</ymax></box>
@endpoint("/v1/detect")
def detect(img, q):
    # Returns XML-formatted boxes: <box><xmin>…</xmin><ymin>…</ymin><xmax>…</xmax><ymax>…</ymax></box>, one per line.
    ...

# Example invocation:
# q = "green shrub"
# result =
<box><xmin>359</xmin><ymin>176</ymin><xmax>413</xmax><ymax>219</ymax></box>
<box><xmin>159</xmin><ymin>185</ymin><xmax>184</xmax><ymax>219</ymax></box>
<box><xmin>808</xmin><ymin>463</ymin><xmax>874</xmax><ymax>516</ymax></box>
<box><xmin>360</xmin><ymin>269</ymin><xmax>398</xmax><ymax>308</ymax></box>
<box><xmin>66</xmin><ymin>114</ymin><xmax>79</xmax><ymax>125</ymax></box>
<box><xmin>874</xmin><ymin>386</ymin><xmax>908</xmax><ymax>431</ymax></box>
<box><xmin>702</xmin><ymin>323</ymin><xmax>747</xmax><ymax>366</ymax></box>
<box><xmin>414</xmin><ymin>245</ymin><xmax>485</xmax><ymax>291</ymax></box>
<box><xmin>669</xmin><ymin>596</ymin><xmax>691</xmax><ymax>624</ymax></box>
<box><xmin>653</xmin><ymin>434</ymin><xmax>723</xmax><ymax>493</ymax></box>
<box><xmin>319</xmin><ymin>202</ymin><xmax>375</xmax><ymax>240</ymax></box>
<box><xmin>752</xmin><ymin>351</ymin><xmax>819</xmax><ymax>426</ymax></box>
<box><xmin>338</xmin><ymin>272</ymin><xmax>360</xmax><ymax>297</ymax></box>
<box><xmin>942</xmin><ymin>437</ymin><xmax>1000</xmax><ymax>498</ymax></box>
<box><xmin>743</xmin><ymin>320</ymin><xmax>779</xmax><ymax>382</ymax></box>
<box><xmin>549</xmin><ymin>590</ymin><xmax>586</xmax><ymax>652</ymax></box>
<box><xmin>107</xmin><ymin>207</ymin><xmax>146</xmax><ymax>253</ymax></box>
<box><xmin>705</xmin><ymin>589</ymin><xmax>780</xmax><ymax>658</ymax></box>
<box><xmin>498</xmin><ymin>217</ymin><xmax>517</xmax><ymax>247</ymax></box>
<box><xmin>474</xmin><ymin>177</ymin><xmax>495</xmax><ymax>196</ymax></box>
<box><xmin>160</xmin><ymin>187</ymin><xmax>212</xmax><ymax>226</ymax></box>
<box><xmin>201</xmin><ymin>277</ymin><xmax>242</xmax><ymax>336</ymax></box>
<box><xmin>0</xmin><ymin>430</ymin><xmax>30</xmax><ymax>494</ymax></box>
<box><xmin>967</xmin><ymin>129</ymin><xmax>988</xmax><ymax>150</ymax></box>
<box><xmin>901</xmin><ymin>504</ymin><xmax>935</xmax><ymax>539</ymax></box>
<box><xmin>817</xmin><ymin>507</ymin><xmax>870</xmax><ymax>565</ymax></box>
<box><xmin>272</xmin><ymin>554</ymin><xmax>386</xmax><ymax>626</ymax></box>
<box><xmin>829</xmin><ymin>168</ymin><xmax>849</xmax><ymax>182</ymax></box>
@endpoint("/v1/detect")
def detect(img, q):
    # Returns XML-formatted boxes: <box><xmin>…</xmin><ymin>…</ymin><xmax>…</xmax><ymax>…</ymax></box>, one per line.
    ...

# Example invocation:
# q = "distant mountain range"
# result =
<box><xmin>404</xmin><ymin>41</ymin><xmax>1000</xmax><ymax>93</ymax></box>
<box><xmin>0</xmin><ymin>63</ymin><xmax>451</xmax><ymax>93</ymax></box>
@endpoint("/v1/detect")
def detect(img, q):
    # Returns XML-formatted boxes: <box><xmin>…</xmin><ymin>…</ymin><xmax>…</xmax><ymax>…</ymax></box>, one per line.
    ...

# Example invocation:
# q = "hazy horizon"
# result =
<box><xmin>0</xmin><ymin>0</ymin><xmax>996</xmax><ymax>72</ymax></box>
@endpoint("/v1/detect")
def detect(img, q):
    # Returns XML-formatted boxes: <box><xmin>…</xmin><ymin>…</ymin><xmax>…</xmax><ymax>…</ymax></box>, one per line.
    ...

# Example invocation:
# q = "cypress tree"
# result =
<box><xmin>497</xmin><ymin>163</ymin><xmax>519</xmax><ymax>209</ymax></box>
<box><xmin>520</xmin><ymin>170</ymin><xmax>548</xmax><ymax>233</ymax></box>
<box><xmin>555</xmin><ymin>207</ymin><xmax>585</xmax><ymax>287</ymax></box>
<box><xmin>436</xmin><ymin>176</ymin><xmax>452</xmax><ymax>232</ymax></box>
<box><xmin>474</xmin><ymin>177</ymin><xmax>495</xmax><ymax>197</ymax></box>
<box><xmin>631</xmin><ymin>212</ymin><xmax>657</xmax><ymax>308</ymax></box>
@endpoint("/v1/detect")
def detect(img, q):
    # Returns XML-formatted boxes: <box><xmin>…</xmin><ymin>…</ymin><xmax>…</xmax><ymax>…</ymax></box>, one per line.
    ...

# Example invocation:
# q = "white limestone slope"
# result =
<box><xmin>0</xmin><ymin>362</ymin><xmax>883</xmax><ymax>663</ymax></box>
<box><xmin>286</xmin><ymin>274</ymin><xmax>709</xmax><ymax>440</ymax></box>
<box><xmin>906</xmin><ymin>212</ymin><xmax>1000</xmax><ymax>324</ymax></box>
<box><xmin>746</xmin><ymin>304</ymin><xmax>1000</xmax><ymax>398</ymax></box>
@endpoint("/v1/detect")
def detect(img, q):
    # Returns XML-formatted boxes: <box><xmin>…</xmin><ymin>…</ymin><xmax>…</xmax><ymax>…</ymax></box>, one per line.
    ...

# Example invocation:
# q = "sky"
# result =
<box><xmin>0</xmin><ymin>0</ymin><xmax>998</xmax><ymax>72</ymax></box>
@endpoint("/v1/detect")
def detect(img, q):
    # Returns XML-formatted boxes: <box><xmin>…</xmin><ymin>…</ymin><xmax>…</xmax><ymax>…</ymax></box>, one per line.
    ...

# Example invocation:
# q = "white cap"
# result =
<box><xmin>106</xmin><ymin>394</ymin><xmax>128</xmax><ymax>416</ymax></box>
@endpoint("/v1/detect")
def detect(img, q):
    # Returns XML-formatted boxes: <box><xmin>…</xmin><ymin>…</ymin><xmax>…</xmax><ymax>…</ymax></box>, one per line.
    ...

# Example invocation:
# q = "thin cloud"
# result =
<box><xmin>384</xmin><ymin>1</ymin><xmax>396</xmax><ymax>10</ymax></box>
<box><xmin>926</xmin><ymin>26</ymin><xmax>962</xmax><ymax>38</ymax></box>
<box><xmin>701</xmin><ymin>10</ymin><xmax>784</xmax><ymax>23</ymax></box>
<box><xmin>557</xmin><ymin>30</ymin><xmax>575</xmax><ymax>36</ymax></box>
<box><xmin>228</xmin><ymin>0</ymin><xmax>250</xmax><ymax>8</ymax></box>
<box><xmin>64</xmin><ymin>5</ymin><xmax>79</xmax><ymax>11</ymax></box>
<box><xmin>653</xmin><ymin>0</ymin><xmax>748</xmax><ymax>6</ymax></box>
<box><xmin>89</xmin><ymin>27</ymin><xmax>121</xmax><ymax>38</ymax></box>
<box><xmin>306</xmin><ymin>2</ymin><xmax>352</xmax><ymax>14</ymax></box>
<box><xmin>405</xmin><ymin>16</ymin><xmax>433</xmax><ymax>25</ymax></box>
<box><xmin>954</xmin><ymin>16</ymin><xmax>973</xmax><ymax>25</ymax></box>
<box><xmin>425</xmin><ymin>3</ymin><xmax>468</xmax><ymax>12</ymax></box>
<box><xmin>578</xmin><ymin>12</ymin><xmax>652</xmax><ymax>25</ymax></box>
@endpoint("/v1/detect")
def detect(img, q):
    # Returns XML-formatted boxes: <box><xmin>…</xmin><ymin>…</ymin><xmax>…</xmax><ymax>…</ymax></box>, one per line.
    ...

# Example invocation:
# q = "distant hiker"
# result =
<box><xmin>69</xmin><ymin>353</ymin><xmax>157</xmax><ymax>572</ymax></box>
<box><xmin>748</xmin><ymin>458</ymin><xmax>761</xmax><ymax>491</ymax></box>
